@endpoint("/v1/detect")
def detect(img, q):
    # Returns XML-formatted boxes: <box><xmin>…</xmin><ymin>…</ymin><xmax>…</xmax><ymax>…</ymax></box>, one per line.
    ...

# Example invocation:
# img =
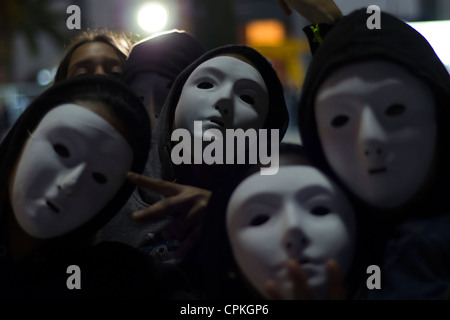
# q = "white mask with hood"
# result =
<box><xmin>315</xmin><ymin>60</ymin><xmax>437</xmax><ymax>209</ymax></box>
<box><xmin>10</xmin><ymin>103</ymin><xmax>133</xmax><ymax>239</ymax></box>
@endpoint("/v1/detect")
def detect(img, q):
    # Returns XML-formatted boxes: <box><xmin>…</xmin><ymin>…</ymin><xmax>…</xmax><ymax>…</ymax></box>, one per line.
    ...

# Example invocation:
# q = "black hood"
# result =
<box><xmin>298</xmin><ymin>8</ymin><xmax>450</xmax><ymax>215</ymax></box>
<box><xmin>0</xmin><ymin>74</ymin><xmax>151</xmax><ymax>242</ymax></box>
<box><xmin>121</xmin><ymin>30</ymin><xmax>206</xmax><ymax>83</ymax></box>
<box><xmin>157</xmin><ymin>44</ymin><xmax>289</xmax><ymax>183</ymax></box>
<box><xmin>299</xmin><ymin>8</ymin><xmax>450</xmax><ymax>153</ymax></box>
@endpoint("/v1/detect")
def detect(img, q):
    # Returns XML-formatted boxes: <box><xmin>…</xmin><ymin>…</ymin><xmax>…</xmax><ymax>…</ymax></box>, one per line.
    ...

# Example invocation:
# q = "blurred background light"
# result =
<box><xmin>137</xmin><ymin>2</ymin><xmax>169</xmax><ymax>33</ymax></box>
<box><xmin>36</xmin><ymin>68</ymin><xmax>52</xmax><ymax>86</ymax></box>
<box><xmin>245</xmin><ymin>19</ymin><xmax>286</xmax><ymax>47</ymax></box>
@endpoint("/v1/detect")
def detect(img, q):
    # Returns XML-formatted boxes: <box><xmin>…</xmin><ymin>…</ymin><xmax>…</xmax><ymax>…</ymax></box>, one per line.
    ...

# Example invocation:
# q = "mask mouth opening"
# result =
<box><xmin>368</xmin><ymin>167</ymin><xmax>387</xmax><ymax>175</ymax></box>
<box><xmin>46</xmin><ymin>200</ymin><xmax>60</xmax><ymax>214</ymax></box>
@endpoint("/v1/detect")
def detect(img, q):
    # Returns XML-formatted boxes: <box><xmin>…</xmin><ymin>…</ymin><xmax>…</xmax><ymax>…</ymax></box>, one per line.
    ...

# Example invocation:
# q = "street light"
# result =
<box><xmin>137</xmin><ymin>2</ymin><xmax>168</xmax><ymax>33</ymax></box>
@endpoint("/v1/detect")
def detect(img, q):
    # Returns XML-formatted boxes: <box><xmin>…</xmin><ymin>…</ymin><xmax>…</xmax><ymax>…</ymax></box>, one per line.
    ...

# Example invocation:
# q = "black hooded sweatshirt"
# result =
<box><xmin>298</xmin><ymin>9</ymin><xmax>450</xmax><ymax>299</ymax></box>
<box><xmin>0</xmin><ymin>75</ymin><xmax>188</xmax><ymax>299</ymax></box>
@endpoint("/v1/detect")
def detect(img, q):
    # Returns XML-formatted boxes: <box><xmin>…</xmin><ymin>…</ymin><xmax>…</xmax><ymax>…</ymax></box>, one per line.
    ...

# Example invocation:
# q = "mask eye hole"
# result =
<box><xmin>330</xmin><ymin>115</ymin><xmax>349</xmax><ymax>128</ymax></box>
<box><xmin>240</xmin><ymin>94</ymin><xmax>255</xmax><ymax>105</ymax></box>
<box><xmin>197</xmin><ymin>82</ymin><xmax>214</xmax><ymax>89</ymax></box>
<box><xmin>385</xmin><ymin>104</ymin><xmax>406</xmax><ymax>117</ymax></box>
<box><xmin>92</xmin><ymin>172</ymin><xmax>108</xmax><ymax>185</ymax></box>
<box><xmin>249</xmin><ymin>214</ymin><xmax>270</xmax><ymax>226</ymax></box>
<box><xmin>53</xmin><ymin>143</ymin><xmax>70</xmax><ymax>158</ymax></box>
<box><xmin>310</xmin><ymin>206</ymin><xmax>330</xmax><ymax>216</ymax></box>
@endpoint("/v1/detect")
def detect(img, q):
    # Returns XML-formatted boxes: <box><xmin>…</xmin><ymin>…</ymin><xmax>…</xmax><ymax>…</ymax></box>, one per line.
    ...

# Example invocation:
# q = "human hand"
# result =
<box><xmin>126</xmin><ymin>172</ymin><xmax>212</xmax><ymax>258</ymax></box>
<box><xmin>275</xmin><ymin>0</ymin><xmax>343</xmax><ymax>24</ymax></box>
<box><xmin>265</xmin><ymin>259</ymin><xmax>345</xmax><ymax>300</ymax></box>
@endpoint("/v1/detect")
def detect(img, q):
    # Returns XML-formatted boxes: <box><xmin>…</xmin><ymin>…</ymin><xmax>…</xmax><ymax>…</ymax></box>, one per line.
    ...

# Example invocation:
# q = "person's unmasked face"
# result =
<box><xmin>67</xmin><ymin>42</ymin><xmax>123</xmax><ymax>78</ymax></box>
<box><xmin>315</xmin><ymin>60</ymin><xmax>437</xmax><ymax>209</ymax></box>
<box><xmin>227</xmin><ymin>165</ymin><xmax>355</xmax><ymax>299</ymax></box>
<box><xmin>9</xmin><ymin>103</ymin><xmax>133</xmax><ymax>239</ymax></box>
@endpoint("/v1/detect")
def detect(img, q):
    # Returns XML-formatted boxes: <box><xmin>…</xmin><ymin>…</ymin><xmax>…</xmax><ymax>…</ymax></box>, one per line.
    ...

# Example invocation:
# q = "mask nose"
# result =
<box><xmin>281</xmin><ymin>204</ymin><xmax>308</xmax><ymax>259</ymax></box>
<box><xmin>359</xmin><ymin>107</ymin><xmax>387</xmax><ymax>159</ymax></box>
<box><xmin>214</xmin><ymin>84</ymin><xmax>233</xmax><ymax>116</ymax></box>
<box><xmin>58</xmin><ymin>163</ymin><xmax>86</xmax><ymax>196</ymax></box>
<box><xmin>283</xmin><ymin>229</ymin><xmax>308</xmax><ymax>259</ymax></box>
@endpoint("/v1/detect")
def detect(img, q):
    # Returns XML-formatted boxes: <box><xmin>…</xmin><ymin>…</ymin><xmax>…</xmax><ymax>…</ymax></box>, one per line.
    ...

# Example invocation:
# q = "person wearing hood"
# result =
<box><xmin>121</xmin><ymin>29</ymin><xmax>206</xmax><ymax>131</ymax></box>
<box><xmin>297</xmin><ymin>8</ymin><xmax>450</xmax><ymax>299</ymax></box>
<box><xmin>156</xmin><ymin>44</ymin><xmax>289</xmax><ymax>187</ymax></box>
<box><xmin>123</xmin><ymin>44</ymin><xmax>289</xmax><ymax>266</ymax></box>
<box><xmin>0</xmin><ymin>75</ymin><xmax>188</xmax><ymax>299</ymax></box>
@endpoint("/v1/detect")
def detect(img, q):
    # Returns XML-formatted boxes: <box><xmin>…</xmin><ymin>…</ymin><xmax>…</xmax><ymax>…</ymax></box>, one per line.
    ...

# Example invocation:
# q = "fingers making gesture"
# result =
<box><xmin>265</xmin><ymin>259</ymin><xmax>346</xmax><ymax>300</ymax></box>
<box><xmin>126</xmin><ymin>172</ymin><xmax>211</xmax><ymax>258</ymax></box>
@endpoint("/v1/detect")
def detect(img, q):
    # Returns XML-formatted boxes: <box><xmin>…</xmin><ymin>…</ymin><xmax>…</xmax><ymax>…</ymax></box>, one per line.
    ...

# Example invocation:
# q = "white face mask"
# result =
<box><xmin>227</xmin><ymin>165</ymin><xmax>355</xmax><ymax>299</ymax></box>
<box><xmin>10</xmin><ymin>103</ymin><xmax>133</xmax><ymax>239</ymax></box>
<box><xmin>173</xmin><ymin>55</ymin><xmax>269</xmax><ymax>140</ymax></box>
<box><xmin>315</xmin><ymin>60</ymin><xmax>436</xmax><ymax>209</ymax></box>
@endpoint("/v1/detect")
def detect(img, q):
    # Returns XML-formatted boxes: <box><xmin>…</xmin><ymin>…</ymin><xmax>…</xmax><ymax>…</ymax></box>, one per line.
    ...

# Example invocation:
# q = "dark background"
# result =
<box><xmin>0</xmin><ymin>0</ymin><xmax>447</xmax><ymax>143</ymax></box>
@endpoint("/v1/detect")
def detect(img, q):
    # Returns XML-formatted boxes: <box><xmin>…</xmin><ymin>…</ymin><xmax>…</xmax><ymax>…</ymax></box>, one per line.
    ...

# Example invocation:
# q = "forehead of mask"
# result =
<box><xmin>226</xmin><ymin>165</ymin><xmax>355</xmax><ymax>299</ymax></box>
<box><xmin>173</xmin><ymin>55</ymin><xmax>269</xmax><ymax>140</ymax></box>
<box><xmin>127</xmin><ymin>72</ymin><xmax>172</xmax><ymax>126</ymax></box>
<box><xmin>10</xmin><ymin>103</ymin><xmax>133</xmax><ymax>239</ymax></box>
<box><xmin>315</xmin><ymin>60</ymin><xmax>436</xmax><ymax>209</ymax></box>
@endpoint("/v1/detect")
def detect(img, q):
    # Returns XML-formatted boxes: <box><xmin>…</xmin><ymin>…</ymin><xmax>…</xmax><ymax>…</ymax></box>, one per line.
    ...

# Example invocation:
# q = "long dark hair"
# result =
<box><xmin>53</xmin><ymin>28</ymin><xmax>132</xmax><ymax>83</ymax></box>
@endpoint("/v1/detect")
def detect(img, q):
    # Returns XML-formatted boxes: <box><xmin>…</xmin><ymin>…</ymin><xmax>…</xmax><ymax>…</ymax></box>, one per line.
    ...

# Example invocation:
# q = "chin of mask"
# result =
<box><xmin>173</xmin><ymin>55</ymin><xmax>269</xmax><ymax>142</ymax></box>
<box><xmin>226</xmin><ymin>165</ymin><xmax>355</xmax><ymax>299</ymax></box>
<box><xmin>10</xmin><ymin>103</ymin><xmax>133</xmax><ymax>239</ymax></box>
<box><xmin>315</xmin><ymin>60</ymin><xmax>436</xmax><ymax>209</ymax></box>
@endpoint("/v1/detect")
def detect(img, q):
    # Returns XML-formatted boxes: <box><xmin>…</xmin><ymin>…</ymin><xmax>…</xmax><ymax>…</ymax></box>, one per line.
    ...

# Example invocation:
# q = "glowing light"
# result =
<box><xmin>137</xmin><ymin>2</ymin><xmax>168</xmax><ymax>33</ymax></box>
<box><xmin>246</xmin><ymin>20</ymin><xmax>286</xmax><ymax>47</ymax></box>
